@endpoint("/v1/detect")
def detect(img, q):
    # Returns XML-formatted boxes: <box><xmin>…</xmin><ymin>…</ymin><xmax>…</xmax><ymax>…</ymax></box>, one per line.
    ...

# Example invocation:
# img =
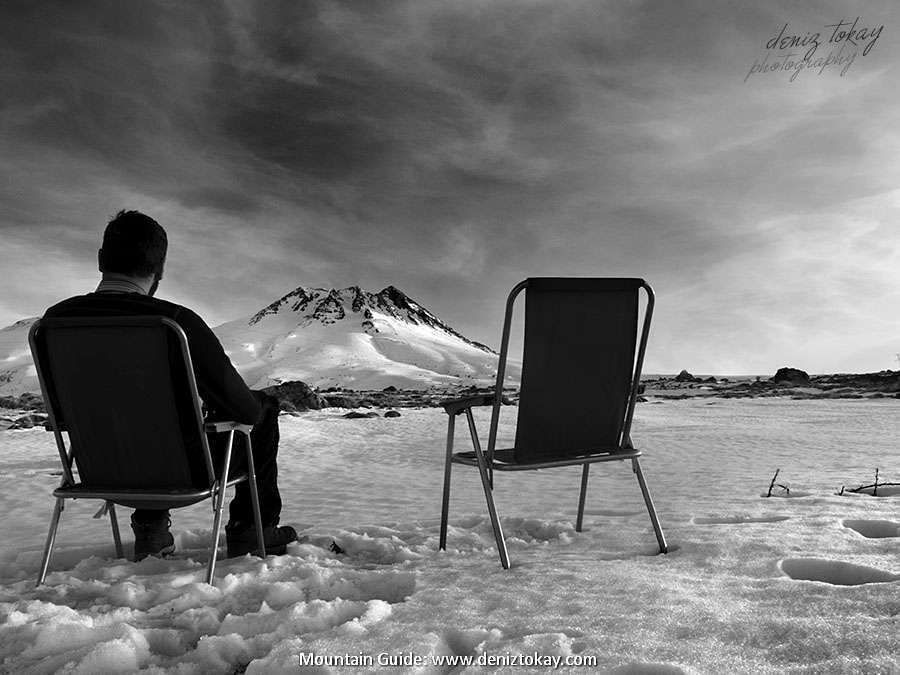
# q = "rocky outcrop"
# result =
<box><xmin>262</xmin><ymin>381</ymin><xmax>327</xmax><ymax>411</ymax></box>
<box><xmin>675</xmin><ymin>369</ymin><xmax>699</xmax><ymax>382</ymax></box>
<box><xmin>343</xmin><ymin>411</ymin><xmax>381</xmax><ymax>419</ymax></box>
<box><xmin>815</xmin><ymin>370</ymin><xmax>900</xmax><ymax>393</ymax></box>
<box><xmin>641</xmin><ymin>368</ymin><xmax>900</xmax><ymax>401</ymax></box>
<box><xmin>771</xmin><ymin>367</ymin><xmax>810</xmax><ymax>385</ymax></box>
<box><xmin>8</xmin><ymin>413</ymin><xmax>49</xmax><ymax>429</ymax></box>
<box><xmin>0</xmin><ymin>392</ymin><xmax>45</xmax><ymax>412</ymax></box>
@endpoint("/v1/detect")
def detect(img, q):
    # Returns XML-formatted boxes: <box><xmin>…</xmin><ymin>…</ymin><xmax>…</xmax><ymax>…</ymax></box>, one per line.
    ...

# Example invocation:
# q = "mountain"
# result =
<box><xmin>0</xmin><ymin>318</ymin><xmax>39</xmax><ymax>396</ymax></box>
<box><xmin>0</xmin><ymin>286</ymin><xmax>516</xmax><ymax>395</ymax></box>
<box><xmin>215</xmin><ymin>285</ymin><xmax>517</xmax><ymax>390</ymax></box>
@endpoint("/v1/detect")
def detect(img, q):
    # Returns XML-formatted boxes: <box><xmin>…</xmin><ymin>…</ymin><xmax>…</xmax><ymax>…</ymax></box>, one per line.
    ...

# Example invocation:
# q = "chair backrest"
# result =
<box><xmin>28</xmin><ymin>316</ymin><xmax>214</xmax><ymax>490</ymax></box>
<box><xmin>490</xmin><ymin>278</ymin><xmax>652</xmax><ymax>463</ymax></box>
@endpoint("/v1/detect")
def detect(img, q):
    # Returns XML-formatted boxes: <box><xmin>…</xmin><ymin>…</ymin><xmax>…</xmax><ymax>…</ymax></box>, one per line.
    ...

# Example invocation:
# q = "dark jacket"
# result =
<box><xmin>44</xmin><ymin>292</ymin><xmax>261</xmax><ymax>424</ymax></box>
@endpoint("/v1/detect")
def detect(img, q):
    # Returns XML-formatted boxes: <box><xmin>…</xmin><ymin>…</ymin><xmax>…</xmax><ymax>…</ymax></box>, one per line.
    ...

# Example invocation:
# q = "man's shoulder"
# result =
<box><xmin>43</xmin><ymin>293</ymin><xmax>208</xmax><ymax>328</ymax></box>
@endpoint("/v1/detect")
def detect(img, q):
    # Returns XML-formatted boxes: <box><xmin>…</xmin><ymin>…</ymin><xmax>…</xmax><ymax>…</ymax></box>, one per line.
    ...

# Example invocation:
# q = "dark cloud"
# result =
<box><xmin>176</xmin><ymin>187</ymin><xmax>261</xmax><ymax>215</ymax></box>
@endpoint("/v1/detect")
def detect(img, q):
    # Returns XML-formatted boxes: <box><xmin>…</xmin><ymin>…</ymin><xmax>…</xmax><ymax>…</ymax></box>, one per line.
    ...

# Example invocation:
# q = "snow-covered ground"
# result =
<box><xmin>2</xmin><ymin>398</ymin><xmax>900</xmax><ymax>673</ymax></box>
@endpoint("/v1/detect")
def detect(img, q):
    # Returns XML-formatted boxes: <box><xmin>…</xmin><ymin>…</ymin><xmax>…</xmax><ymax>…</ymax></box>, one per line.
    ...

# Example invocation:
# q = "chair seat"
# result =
<box><xmin>54</xmin><ymin>473</ymin><xmax>250</xmax><ymax>509</ymax></box>
<box><xmin>451</xmin><ymin>447</ymin><xmax>641</xmax><ymax>471</ymax></box>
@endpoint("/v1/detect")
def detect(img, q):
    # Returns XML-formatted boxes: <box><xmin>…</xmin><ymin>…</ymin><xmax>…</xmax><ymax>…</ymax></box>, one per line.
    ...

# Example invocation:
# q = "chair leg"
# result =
<box><xmin>36</xmin><ymin>498</ymin><xmax>65</xmax><ymax>587</ymax></box>
<box><xmin>108</xmin><ymin>502</ymin><xmax>124</xmax><ymax>559</ymax></box>
<box><xmin>465</xmin><ymin>410</ymin><xmax>510</xmax><ymax>569</ymax></box>
<box><xmin>242</xmin><ymin>433</ymin><xmax>267</xmax><ymax>558</ymax></box>
<box><xmin>207</xmin><ymin>431</ymin><xmax>235</xmax><ymax>584</ymax></box>
<box><xmin>439</xmin><ymin>415</ymin><xmax>455</xmax><ymax>551</ymax></box>
<box><xmin>576</xmin><ymin>465</ymin><xmax>590</xmax><ymax>532</ymax></box>
<box><xmin>633</xmin><ymin>458</ymin><xmax>668</xmax><ymax>554</ymax></box>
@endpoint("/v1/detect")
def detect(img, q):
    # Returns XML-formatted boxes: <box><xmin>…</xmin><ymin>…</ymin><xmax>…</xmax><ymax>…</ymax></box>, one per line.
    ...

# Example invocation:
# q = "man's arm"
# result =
<box><xmin>175</xmin><ymin>308</ymin><xmax>262</xmax><ymax>424</ymax></box>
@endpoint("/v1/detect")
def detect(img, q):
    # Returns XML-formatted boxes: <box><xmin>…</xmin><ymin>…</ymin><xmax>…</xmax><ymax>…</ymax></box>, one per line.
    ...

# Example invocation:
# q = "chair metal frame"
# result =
<box><xmin>438</xmin><ymin>278</ymin><xmax>668</xmax><ymax>568</ymax></box>
<box><xmin>29</xmin><ymin>316</ymin><xmax>266</xmax><ymax>586</ymax></box>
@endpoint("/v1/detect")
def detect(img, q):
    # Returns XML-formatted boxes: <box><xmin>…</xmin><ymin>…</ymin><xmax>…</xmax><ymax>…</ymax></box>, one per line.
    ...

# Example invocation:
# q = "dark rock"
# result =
<box><xmin>8</xmin><ymin>413</ymin><xmax>48</xmax><ymax>429</ymax></box>
<box><xmin>0</xmin><ymin>393</ymin><xmax>45</xmax><ymax>412</ymax></box>
<box><xmin>343</xmin><ymin>411</ymin><xmax>381</xmax><ymax>419</ymax></box>
<box><xmin>323</xmin><ymin>394</ymin><xmax>358</xmax><ymax>408</ymax></box>
<box><xmin>771</xmin><ymin>367</ymin><xmax>810</xmax><ymax>385</ymax></box>
<box><xmin>279</xmin><ymin>400</ymin><xmax>299</xmax><ymax>413</ymax></box>
<box><xmin>384</xmin><ymin>410</ymin><xmax>401</xmax><ymax>418</ymax></box>
<box><xmin>674</xmin><ymin>369</ymin><xmax>699</xmax><ymax>382</ymax></box>
<box><xmin>382</xmin><ymin>385</ymin><xmax>398</xmax><ymax>392</ymax></box>
<box><xmin>262</xmin><ymin>381</ymin><xmax>327</xmax><ymax>411</ymax></box>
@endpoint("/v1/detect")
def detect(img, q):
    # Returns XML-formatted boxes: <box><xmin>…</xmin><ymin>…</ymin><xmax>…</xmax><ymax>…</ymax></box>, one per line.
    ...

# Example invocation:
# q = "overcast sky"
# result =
<box><xmin>2</xmin><ymin>0</ymin><xmax>898</xmax><ymax>374</ymax></box>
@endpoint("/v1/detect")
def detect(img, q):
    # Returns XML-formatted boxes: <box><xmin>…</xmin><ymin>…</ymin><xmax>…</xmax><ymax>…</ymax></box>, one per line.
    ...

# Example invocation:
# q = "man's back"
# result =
<box><xmin>45</xmin><ymin>292</ymin><xmax>260</xmax><ymax>424</ymax></box>
<box><xmin>41</xmin><ymin>209</ymin><xmax>297</xmax><ymax>560</ymax></box>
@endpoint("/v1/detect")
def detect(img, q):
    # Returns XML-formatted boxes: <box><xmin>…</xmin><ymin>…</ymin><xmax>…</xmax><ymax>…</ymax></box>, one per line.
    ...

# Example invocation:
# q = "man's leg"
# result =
<box><xmin>228</xmin><ymin>391</ymin><xmax>282</xmax><ymax>525</ymax></box>
<box><xmin>131</xmin><ymin>508</ymin><xmax>175</xmax><ymax>561</ymax></box>
<box><xmin>223</xmin><ymin>391</ymin><xmax>297</xmax><ymax>557</ymax></box>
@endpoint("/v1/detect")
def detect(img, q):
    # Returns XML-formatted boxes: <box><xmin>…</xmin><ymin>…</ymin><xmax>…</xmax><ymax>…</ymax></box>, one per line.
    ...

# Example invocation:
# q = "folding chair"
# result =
<box><xmin>438</xmin><ymin>278</ymin><xmax>668</xmax><ymax>568</ymax></box>
<box><xmin>28</xmin><ymin>316</ymin><xmax>266</xmax><ymax>586</ymax></box>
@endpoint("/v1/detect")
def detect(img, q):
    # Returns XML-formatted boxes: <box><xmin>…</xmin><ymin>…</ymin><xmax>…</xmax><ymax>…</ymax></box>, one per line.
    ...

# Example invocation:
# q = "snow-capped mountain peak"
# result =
<box><xmin>0</xmin><ymin>285</ymin><xmax>515</xmax><ymax>394</ymax></box>
<box><xmin>215</xmin><ymin>284</ymin><xmax>513</xmax><ymax>390</ymax></box>
<box><xmin>247</xmin><ymin>285</ymin><xmax>493</xmax><ymax>354</ymax></box>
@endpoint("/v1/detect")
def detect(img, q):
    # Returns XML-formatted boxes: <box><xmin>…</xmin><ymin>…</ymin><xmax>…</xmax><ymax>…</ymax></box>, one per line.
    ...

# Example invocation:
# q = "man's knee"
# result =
<box><xmin>251</xmin><ymin>391</ymin><xmax>280</xmax><ymax>424</ymax></box>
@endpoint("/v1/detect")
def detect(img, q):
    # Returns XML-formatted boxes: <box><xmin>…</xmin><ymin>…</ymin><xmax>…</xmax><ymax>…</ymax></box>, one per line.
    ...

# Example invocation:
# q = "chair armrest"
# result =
<box><xmin>204</xmin><ymin>421</ymin><xmax>253</xmax><ymax>434</ymax></box>
<box><xmin>441</xmin><ymin>394</ymin><xmax>500</xmax><ymax>416</ymax></box>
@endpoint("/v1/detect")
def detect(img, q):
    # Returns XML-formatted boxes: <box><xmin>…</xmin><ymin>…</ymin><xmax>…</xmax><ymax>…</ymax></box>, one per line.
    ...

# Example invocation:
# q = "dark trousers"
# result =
<box><xmin>133</xmin><ymin>391</ymin><xmax>283</xmax><ymax>528</ymax></box>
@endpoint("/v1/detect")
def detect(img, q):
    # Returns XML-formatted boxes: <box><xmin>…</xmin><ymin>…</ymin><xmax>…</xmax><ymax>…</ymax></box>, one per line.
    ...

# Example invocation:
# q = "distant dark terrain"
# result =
<box><xmin>643</xmin><ymin>367</ymin><xmax>900</xmax><ymax>400</ymax></box>
<box><xmin>3</xmin><ymin>367</ymin><xmax>899</xmax><ymax>430</ymax></box>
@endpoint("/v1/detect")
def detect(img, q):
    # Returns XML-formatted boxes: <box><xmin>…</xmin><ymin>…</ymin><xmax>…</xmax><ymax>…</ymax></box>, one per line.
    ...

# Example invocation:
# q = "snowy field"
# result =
<box><xmin>2</xmin><ymin>398</ymin><xmax>900</xmax><ymax>673</ymax></box>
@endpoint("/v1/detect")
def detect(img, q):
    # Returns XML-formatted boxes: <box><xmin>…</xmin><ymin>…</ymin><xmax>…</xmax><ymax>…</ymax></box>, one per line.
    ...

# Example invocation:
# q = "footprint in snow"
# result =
<box><xmin>842</xmin><ymin>519</ymin><xmax>900</xmax><ymax>539</ymax></box>
<box><xmin>780</xmin><ymin>557</ymin><xmax>899</xmax><ymax>585</ymax></box>
<box><xmin>692</xmin><ymin>515</ymin><xmax>790</xmax><ymax>525</ymax></box>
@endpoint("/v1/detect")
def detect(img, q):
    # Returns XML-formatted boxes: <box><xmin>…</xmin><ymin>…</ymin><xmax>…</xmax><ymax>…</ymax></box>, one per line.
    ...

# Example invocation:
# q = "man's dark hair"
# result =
<box><xmin>99</xmin><ymin>210</ymin><xmax>168</xmax><ymax>277</ymax></box>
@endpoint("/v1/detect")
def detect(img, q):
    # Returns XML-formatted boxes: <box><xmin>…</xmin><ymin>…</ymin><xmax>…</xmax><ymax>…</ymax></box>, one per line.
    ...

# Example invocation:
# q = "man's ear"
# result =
<box><xmin>97</xmin><ymin>248</ymin><xmax>105</xmax><ymax>272</ymax></box>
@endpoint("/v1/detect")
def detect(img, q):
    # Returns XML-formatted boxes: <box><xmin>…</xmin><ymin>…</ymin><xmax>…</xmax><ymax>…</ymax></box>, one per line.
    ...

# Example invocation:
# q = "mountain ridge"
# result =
<box><xmin>0</xmin><ymin>284</ymin><xmax>511</xmax><ymax>395</ymax></box>
<box><xmin>215</xmin><ymin>283</ymin><xmax>511</xmax><ymax>390</ymax></box>
<box><xmin>248</xmin><ymin>284</ymin><xmax>494</xmax><ymax>353</ymax></box>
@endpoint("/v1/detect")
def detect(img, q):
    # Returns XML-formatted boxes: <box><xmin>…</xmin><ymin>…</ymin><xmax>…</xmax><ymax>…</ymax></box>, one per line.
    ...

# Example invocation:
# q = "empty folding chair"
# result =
<box><xmin>439</xmin><ymin>278</ymin><xmax>668</xmax><ymax>568</ymax></box>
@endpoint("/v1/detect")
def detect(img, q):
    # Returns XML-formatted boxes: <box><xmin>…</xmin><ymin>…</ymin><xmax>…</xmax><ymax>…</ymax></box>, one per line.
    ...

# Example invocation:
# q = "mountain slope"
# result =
<box><xmin>0</xmin><ymin>318</ymin><xmax>39</xmax><ymax>396</ymax></box>
<box><xmin>215</xmin><ymin>285</ymin><xmax>516</xmax><ymax>390</ymax></box>
<box><xmin>0</xmin><ymin>285</ymin><xmax>516</xmax><ymax>395</ymax></box>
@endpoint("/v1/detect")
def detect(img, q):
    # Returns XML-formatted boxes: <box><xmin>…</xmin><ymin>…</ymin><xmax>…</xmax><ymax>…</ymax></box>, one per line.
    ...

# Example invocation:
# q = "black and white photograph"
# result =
<box><xmin>1</xmin><ymin>1</ymin><xmax>899</xmax><ymax>672</ymax></box>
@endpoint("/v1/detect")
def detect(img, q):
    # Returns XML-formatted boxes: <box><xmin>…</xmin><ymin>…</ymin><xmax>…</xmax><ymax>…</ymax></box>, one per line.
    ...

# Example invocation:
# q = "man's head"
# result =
<box><xmin>98</xmin><ymin>210</ymin><xmax>167</xmax><ymax>293</ymax></box>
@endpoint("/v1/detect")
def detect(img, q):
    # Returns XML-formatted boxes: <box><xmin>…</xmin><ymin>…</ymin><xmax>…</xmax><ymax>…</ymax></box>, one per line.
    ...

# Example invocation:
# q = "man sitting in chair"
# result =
<box><xmin>44</xmin><ymin>210</ymin><xmax>298</xmax><ymax>560</ymax></box>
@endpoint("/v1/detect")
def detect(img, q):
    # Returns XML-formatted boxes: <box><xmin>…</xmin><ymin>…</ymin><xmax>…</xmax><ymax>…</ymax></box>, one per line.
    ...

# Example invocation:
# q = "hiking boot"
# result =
<box><xmin>131</xmin><ymin>515</ymin><xmax>175</xmax><ymax>561</ymax></box>
<box><xmin>225</xmin><ymin>520</ymin><xmax>298</xmax><ymax>558</ymax></box>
